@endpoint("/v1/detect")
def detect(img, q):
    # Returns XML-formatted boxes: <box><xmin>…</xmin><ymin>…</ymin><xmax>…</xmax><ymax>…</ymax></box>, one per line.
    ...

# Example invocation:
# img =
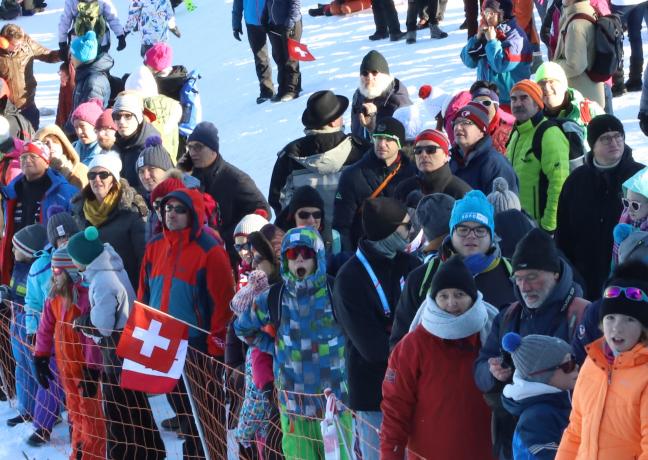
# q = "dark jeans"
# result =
<box><xmin>20</xmin><ymin>103</ymin><xmax>39</xmax><ymax>131</ymax></box>
<box><xmin>463</xmin><ymin>0</ymin><xmax>479</xmax><ymax>36</ymax></box>
<box><xmin>246</xmin><ymin>24</ymin><xmax>275</xmax><ymax>98</ymax></box>
<box><xmin>612</xmin><ymin>2</ymin><xmax>647</xmax><ymax>73</ymax></box>
<box><xmin>406</xmin><ymin>0</ymin><xmax>439</xmax><ymax>30</ymax></box>
<box><xmin>371</xmin><ymin>0</ymin><xmax>402</xmax><ymax>34</ymax></box>
<box><xmin>140</xmin><ymin>43</ymin><xmax>154</xmax><ymax>58</ymax></box>
<box><xmin>267</xmin><ymin>21</ymin><xmax>302</xmax><ymax>96</ymax></box>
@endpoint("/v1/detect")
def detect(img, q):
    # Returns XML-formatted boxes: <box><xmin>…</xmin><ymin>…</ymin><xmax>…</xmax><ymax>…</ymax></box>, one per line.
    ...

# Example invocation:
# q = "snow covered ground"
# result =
<box><xmin>1</xmin><ymin>0</ymin><xmax>647</xmax><ymax>457</ymax></box>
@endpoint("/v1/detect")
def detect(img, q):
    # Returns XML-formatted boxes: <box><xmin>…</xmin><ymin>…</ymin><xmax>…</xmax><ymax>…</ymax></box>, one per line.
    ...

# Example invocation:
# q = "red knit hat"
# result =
<box><xmin>150</xmin><ymin>176</ymin><xmax>184</xmax><ymax>204</ymax></box>
<box><xmin>71</xmin><ymin>98</ymin><xmax>104</xmax><ymax>126</ymax></box>
<box><xmin>22</xmin><ymin>141</ymin><xmax>50</xmax><ymax>164</ymax></box>
<box><xmin>95</xmin><ymin>108</ymin><xmax>117</xmax><ymax>131</ymax></box>
<box><xmin>511</xmin><ymin>79</ymin><xmax>544</xmax><ymax>109</ymax></box>
<box><xmin>144</xmin><ymin>42</ymin><xmax>173</xmax><ymax>72</ymax></box>
<box><xmin>414</xmin><ymin>129</ymin><xmax>450</xmax><ymax>155</ymax></box>
<box><xmin>453</xmin><ymin>101</ymin><xmax>490</xmax><ymax>133</ymax></box>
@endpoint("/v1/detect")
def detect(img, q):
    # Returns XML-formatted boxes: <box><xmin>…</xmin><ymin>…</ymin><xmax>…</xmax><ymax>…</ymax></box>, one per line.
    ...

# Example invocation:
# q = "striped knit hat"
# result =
<box><xmin>12</xmin><ymin>224</ymin><xmax>48</xmax><ymax>259</ymax></box>
<box><xmin>51</xmin><ymin>246</ymin><xmax>78</xmax><ymax>275</ymax></box>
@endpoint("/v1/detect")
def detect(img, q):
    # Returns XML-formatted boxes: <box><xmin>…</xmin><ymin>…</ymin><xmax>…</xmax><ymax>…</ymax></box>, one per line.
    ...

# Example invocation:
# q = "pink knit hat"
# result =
<box><xmin>144</xmin><ymin>42</ymin><xmax>173</xmax><ymax>72</ymax></box>
<box><xmin>71</xmin><ymin>98</ymin><xmax>104</xmax><ymax>126</ymax></box>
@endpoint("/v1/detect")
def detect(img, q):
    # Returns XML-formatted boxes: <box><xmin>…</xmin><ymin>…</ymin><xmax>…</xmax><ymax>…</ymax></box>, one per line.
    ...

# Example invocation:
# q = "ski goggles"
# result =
<box><xmin>285</xmin><ymin>246</ymin><xmax>316</xmax><ymax>261</ymax></box>
<box><xmin>603</xmin><ymin>286</ymin><xmax>648</xmax><ymax>302</ymax></box>
<box><xmin>528</xmin><ymin>354</ymin><xmax>577</xmax><ymax>376</ymax></box>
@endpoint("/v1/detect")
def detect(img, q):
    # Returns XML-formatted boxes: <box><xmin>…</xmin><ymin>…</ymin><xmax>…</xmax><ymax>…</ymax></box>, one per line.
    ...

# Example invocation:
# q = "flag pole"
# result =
<box><xmin>181</xmin><ymin>368</ymin><xmax>211</xmax><ymax>460</ymax></box>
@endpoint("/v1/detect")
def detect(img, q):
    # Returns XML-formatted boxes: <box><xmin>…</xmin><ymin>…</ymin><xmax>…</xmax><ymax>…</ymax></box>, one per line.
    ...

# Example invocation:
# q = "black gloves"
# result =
<box><xmin>233</xmin><ymin>27</ymin><xmax>243</xmax><ymax>41</ymax></box>
<box><xmin>58</xmin><ymin>41</ymin><xmax>68</xmax><ymax>60</ymax></box>
<box><xmin>33</xmin><ymin>356</ymin><xmax>53</xmax><ymax>390</ymax></box>
<box><xmin>78</xmin><ymin>367</ymin><xmax>100</xmax><ymax>398</ymax></box>
<box><xmin>117</xmin><ymin>34</ymin><xmax>127</xmax><ymax>51</ymax></box>
<box><xmin>639</xmin><ymin>112</ymin><xmax>648</xmax><ymax>137</ymax></box>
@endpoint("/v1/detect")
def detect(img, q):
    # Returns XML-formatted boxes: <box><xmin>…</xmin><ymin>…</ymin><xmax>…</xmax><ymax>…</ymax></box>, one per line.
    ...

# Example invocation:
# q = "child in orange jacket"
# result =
<box><xmin>33</xmin><ymin>246</ymin><xmax>106</xmax><ymax>460</ymax></box>
<box><xmin>556</xmin><ymin>260</ymin><xmax>648</xmax><ymax>460</ymax></box>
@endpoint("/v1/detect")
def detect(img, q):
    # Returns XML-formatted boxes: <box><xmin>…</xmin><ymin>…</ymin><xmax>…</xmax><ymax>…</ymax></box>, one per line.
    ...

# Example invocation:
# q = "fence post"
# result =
<box><xmin>182</xmin><ymin>369</ymin><xmax>212</xmax><ymax>460</ymax></box>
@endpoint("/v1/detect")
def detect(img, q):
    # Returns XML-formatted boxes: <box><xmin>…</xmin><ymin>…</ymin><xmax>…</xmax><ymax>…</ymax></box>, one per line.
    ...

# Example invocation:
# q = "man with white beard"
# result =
<box><xmin>350</xmin><ymin>50</ymin><xmax>412</xmax><ymax>142</ymax></box>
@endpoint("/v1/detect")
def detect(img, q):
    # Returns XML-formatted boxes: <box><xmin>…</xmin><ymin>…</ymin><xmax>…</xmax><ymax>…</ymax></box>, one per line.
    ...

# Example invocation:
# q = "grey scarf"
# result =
<box><xmin>365</xmin><ymin>231</ymin><xmax>408</xmax><ymax>259</ymax></box>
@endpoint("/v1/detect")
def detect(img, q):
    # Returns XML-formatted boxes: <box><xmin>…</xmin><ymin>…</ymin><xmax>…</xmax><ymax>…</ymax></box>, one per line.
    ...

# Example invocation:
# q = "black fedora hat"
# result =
<box><xmin>301</xmin><ymin>90</ymin><xmax>349</xmax><ymax>129</ymax></box>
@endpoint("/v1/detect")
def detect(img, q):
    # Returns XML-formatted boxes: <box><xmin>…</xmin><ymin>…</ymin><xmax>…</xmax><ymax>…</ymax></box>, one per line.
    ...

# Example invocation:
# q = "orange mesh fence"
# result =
<box><xmin>0</xmin><ymin>301</ymin><xmax>429</xmax><ymax>459</ymax></box>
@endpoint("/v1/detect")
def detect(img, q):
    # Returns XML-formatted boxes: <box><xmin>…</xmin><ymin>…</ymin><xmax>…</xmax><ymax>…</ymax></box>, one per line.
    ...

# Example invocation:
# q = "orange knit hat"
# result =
<box><xmin>511</xmin><ymin>79</ymin><xmax>544</xmax><ymax>109</ymax></box>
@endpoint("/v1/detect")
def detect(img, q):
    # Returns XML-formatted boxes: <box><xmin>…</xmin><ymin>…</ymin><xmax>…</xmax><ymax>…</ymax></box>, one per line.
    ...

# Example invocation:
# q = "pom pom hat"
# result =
<box><xmin>67</xmin><ymin>227</ymin><xmax>104</xmax><ymax>266</ymax></box>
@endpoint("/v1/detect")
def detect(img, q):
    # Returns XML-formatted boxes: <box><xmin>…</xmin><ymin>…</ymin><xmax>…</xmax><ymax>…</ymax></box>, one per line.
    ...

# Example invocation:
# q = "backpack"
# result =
<box><xmin>564</xmin><ymin>13</ymin><xmax>623</xmax><ymax>82</ymax></box>
<box><xmin>532</xmin><ymin>118</ymin><xmax>585</xmax><ymax>171</ymax></box>
<box><xmin>74</xmin><ymin>0</ymin><xmax>108</xmax><ymax>43</ymax></box>
<box><xmin>178</xmin><ymin>69</ymin><xmax>202</xmax><ymax>138</ymax></box>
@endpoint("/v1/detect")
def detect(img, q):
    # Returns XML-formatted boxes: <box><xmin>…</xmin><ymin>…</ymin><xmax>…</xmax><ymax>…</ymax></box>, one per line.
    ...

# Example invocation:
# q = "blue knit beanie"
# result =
<box><xmin>449</xmin><ymin>190</ymin><xmax>495</xmax><ymax>236</ymax></box>
<box><xmin>70</xmin><ymin>31</ymin><xmax>98</xmax><ymax>64</ymax></box>
<box><xmin>188</xmin><ymin>121</ymin><xmax>219</xmax><ymax>152</ymax></box>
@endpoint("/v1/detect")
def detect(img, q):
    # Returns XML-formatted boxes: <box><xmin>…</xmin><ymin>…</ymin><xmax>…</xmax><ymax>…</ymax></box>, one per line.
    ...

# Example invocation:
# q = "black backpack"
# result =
<box><xmin>564</xmin><ymin>13</ymin><xmax>623</xmax><ymax>82</ymax></box>
<box><xmin>531</xmin><ymin>118</ymin><xmax>585</xmax><ymax>171</ymax></box>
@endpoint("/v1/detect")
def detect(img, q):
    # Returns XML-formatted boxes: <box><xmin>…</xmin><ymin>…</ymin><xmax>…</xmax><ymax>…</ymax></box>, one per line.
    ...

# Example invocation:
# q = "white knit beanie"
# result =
<box><xmin>113</xmin><ymin>90</ymin><xmax>144</xmax><ymax>124</ymax></box>
<box><xmin>234</xmin><ymin>214</ymin><xmax>269</xmax><ymax>238</ymax></box>
<box><xmin>88</xmin><ymin>151</ymin><xmax>122</xmax><ymax>181</ymax></box>
<box><xmin>125</xmin><ymin>65</ymin><xmax>159</xmax><ymax>99</ymax></box>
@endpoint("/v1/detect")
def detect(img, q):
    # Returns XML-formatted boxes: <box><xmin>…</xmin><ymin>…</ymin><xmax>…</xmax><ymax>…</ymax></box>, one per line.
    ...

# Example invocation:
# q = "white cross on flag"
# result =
<box><xmin>117</xmin><ymin>301</ymin><xmax>189</xmax><ymax>394</ymax></box>
<box><xmin>287</xmin><ymin>37</ymin><xmax>315</xmax><ymax>62</ymax></box>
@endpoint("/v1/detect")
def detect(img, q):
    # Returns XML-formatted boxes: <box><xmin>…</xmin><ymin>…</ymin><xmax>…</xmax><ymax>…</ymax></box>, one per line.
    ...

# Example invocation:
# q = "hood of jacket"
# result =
<box><xmin>84</xmin><ymin>243</ymin><xmax>125</xmax><ymax>280</ymax></box>
<box><xmin>584</xmin><ymin>144</ymin><xmax>634</xmax><ymax>171</ymax></box>
<box><xmin>160</xmin><ymin>188</ymin><xmax>206</xmax><ymax>242</ymax></box>
<box><xmin>502</xmin><ymin>374</ymin><xmax>571</xmax><ymax>416</ymax></box>
<box><xmin>290</xmin><ymin>135</ymin><xmax>355</xmax><ymax>175</ymax></box>
<box><xmin>280</xmin><ymin>226</ymin><xmax>327</xmax><ymax>290</ymax></box>
<box><xmin>75</xmin><ymin>52</ymin><xmax>115</xmax><ymax>80</ymax></box>
<box><xmin>586</xmin><ymin>336</ymin><xmax>648</xmax><ymax>371</ymax></box>
<box><xmin>34</xmin><ymin>124</ymin><xmax>81</xmax><ymax>166</ymax></box>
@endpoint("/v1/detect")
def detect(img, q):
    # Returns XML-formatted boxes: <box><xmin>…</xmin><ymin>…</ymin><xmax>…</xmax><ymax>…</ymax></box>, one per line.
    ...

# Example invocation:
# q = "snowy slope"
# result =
<box><xmin>1</xmin><ymin>0</ymin><xmax>647</xmax><ymax>457</ymax></box>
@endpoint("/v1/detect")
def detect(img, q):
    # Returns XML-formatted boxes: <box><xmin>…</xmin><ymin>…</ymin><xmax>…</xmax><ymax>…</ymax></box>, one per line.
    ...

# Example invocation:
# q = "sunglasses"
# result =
<box><xmin>112</xmin><ymin>112</ymin><xmax>135</xmax><ymax>121</ymax></box>
<box><xmin>414</xmin><ymin>145</ymin><xmax>442</xmax><ymax>155</ymax></box>
<box><xmin>285</xmin><ymin>246</ymin><xmax>316</xmax><ymax>261</ymax></box>
<box><xmin>361</xmin><ymin>70</ymin><xmax>379</xmax><ymax>77</ymax></box>
<box><xmin>528</xmin><ymin>354</ymin><xmax>578</xmax><ymax>376</ymax></box>
<box><xmin>622</xmin><ymin>198</ymin><xmax>643</xmax><ymax>212</ymax></box>
<box><xmin>297</xmin><ymin>210</ymin><xmax>322</xmax><ymax>220</ymax></box>
<box><xmin>603</xmin><ymin>286</ymin><xmax>648</xmax><ymax>302</ymax></box>
<box><xmin>164</xmin><ymin>204</ymin><xmax>189</xmax><ymax>214</ymax></box>
<box><xmin>87</xmin><ymin>171</ymin><xmax>112</xmax><ymax>180</ymax></box>
<box><xmin>234</xmin><ymin>242</ymin><xmax>251</xmax><ymax>252</ymax></box>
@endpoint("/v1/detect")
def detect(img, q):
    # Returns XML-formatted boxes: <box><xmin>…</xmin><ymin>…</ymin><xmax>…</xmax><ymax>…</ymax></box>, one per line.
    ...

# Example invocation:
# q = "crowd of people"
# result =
<box><xmin>0</xmin><ymin>0</ymin><xmax>645</xmax><ymax>459</ymax></box>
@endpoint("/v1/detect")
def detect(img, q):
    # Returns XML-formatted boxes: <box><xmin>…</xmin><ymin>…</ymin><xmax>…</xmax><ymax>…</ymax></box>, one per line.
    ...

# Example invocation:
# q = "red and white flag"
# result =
<box><xmin>117</xmin><ymin>301</ymin><xmax>189</xmax><ymax>394</ymax></box>
<box><xmin>287</xmin><ymin>37</ymin><xmax>315</xmax><ymax>61</ymax></box>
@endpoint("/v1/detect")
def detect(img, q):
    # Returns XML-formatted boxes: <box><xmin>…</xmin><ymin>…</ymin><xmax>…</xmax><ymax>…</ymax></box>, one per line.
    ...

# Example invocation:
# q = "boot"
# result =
<box><xmin>429</xmin><ymin>23</ymin><xmax>448</xmax><ymax>39</ymax></box>
<box><xmin>625</xmin><ymin>61</ymin><xmax>644</xmax><ymax>92</ymax></box>
<box><xmin>161</xmin><ymin>415</ymin><xmax>181</xmax><ymax>431</ymax></box>
<box><xmin>308</xmin><ymin>6</ymin><xmax>325</xmax><ymax>16</ymax></box>
<box><xmin>369</xmin><ymin>30</ymin><xmax>389</xmax><ymax>40</ymax></box>
<box><xmin>611</xmin><ymin>68</ymin><xmax>627</xmax><ymax>97</ymax></box>
<box><xmin>531</xmin><ymin>51</ymin><xmax>543</xmax><ymax>74</ymax></box>
<box><xmin>459</xmin><ymin>19</ymin><xmax>468</xmax><ymax>29</ymax></box>
<box><xmin>389</xmin><ymin>31</ymin><xmax>406</xmax><ymax>41</ymax></box>
<box><xmin>6</xmin><ymin>414</ymin><xmax>31</xmax><ymax>427</ymax></box>
<box><xmin>406</xmin><ymin>30</ymin><xmax>416</xmax><ymax>44</ymax></box>
<box><xmin>26</xmin><ymin>428</ymin><xmax>50</xmax><ymax>447</ymax></box>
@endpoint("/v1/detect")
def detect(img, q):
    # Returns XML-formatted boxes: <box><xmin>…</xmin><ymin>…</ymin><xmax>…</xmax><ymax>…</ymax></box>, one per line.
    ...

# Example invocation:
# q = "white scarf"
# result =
<box><xmin>410</xmin><ymin>292</ymin><xmax>498</xmax><ymax>345</ymax></box>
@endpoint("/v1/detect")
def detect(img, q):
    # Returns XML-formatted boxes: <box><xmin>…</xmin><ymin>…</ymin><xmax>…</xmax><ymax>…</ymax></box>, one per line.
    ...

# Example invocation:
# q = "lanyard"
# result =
<box><xmin>356</xmin><ymin>248</ymin><xmax>391</xmax><ymax>317</ymax></box>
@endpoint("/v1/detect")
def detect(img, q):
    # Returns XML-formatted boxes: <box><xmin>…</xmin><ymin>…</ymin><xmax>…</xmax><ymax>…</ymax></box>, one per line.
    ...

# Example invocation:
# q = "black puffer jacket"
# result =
<box><xmin>71</xmin><ymin>179</ymin><xmax>148</xmax><ymax>288</ymax></box>
<box><xmin>332</xmin><ymin>239</ymin><xmax>421</xmax><ymax>411</ymax></box>
<box><xmin>333</xmin><ymin>150</ymin><xmax>416</xmax><ymax>252</ymax></box>
<box><xmin>555</xmin><ymin>147</ymin><xmax>643</xmax><ymax>299</ymax></box>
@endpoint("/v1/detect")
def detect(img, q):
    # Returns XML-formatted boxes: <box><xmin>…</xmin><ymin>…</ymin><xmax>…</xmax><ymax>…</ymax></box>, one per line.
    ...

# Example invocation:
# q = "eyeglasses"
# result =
<box><xmin>454</xmin><ymin>225</ymin><xmax>489</xmax><ymax>238</ymax></box>
<box><xmin>19</xmin><ymin>154</ymin><xmax>40</xmax><ymax>163</ymax></box>
<box><xmin>597</xmin><ymin>132</ymin><xmax>623</xmax><ymax>145</ymax></box>
<box><xmin>234</xmin><ymin>242</ymin><xmax>251</xmax><ymax>252</ymax></box>
<box><xmin>414</xmin><ymin>145</ymin><xmax>442</xmax><ymax>155</ymax></box>
<box><xmin>622</xmin><ymin>198</ymin><xmax>643</xmax><ymax>212</ymax></box>
<box><xmin>296</xmin><ymin>210</ymin><xmax>322</xmax><ymax>220</ymax></box>
<box><xmin>187</xmin><ymin>143</ymin><xmax>205</xmax><ymax>152</ymax></box>
<box><xmin>603</xmin><ymin>286</ymin><xmax>648</xmax><ymax>302</ymax></box>
<box><xmin>483</xmin><ymin>9</ymin><xmax>499</xmax><ymax>17</ymax></box>
<box><xmin>87</xmin><ymin>171</ymin><xmax>112</xmax><ymax>181</ymax></box>
<box><xmin>360</xmin><ymin>70</ymin><xmax>379</xmax><ymax>77</ymax></box>
<box><xmin>528</xmin><ymin>355</ymin><xmax>578</xmax><ymax>376</ymax></box>
<box><xmin>164</xmin><ymin>204</ymin><xmax>189</xmax><ymax>214</ymax></box>
<box><xmin>510</xmin><ymin>273</ymin><xmax>540</xmax><ymax>284</ymax></box>
<box><xmin>111</xmin><ymin>112</ymin><xmax>135</xmax><ymax>122</ymax></box>
<box><xmin>453</xmin><ymin>119</ymin><xmax>475</xmax><ymax>128</ymax></box>
<box><xmin>285</xmin><ymin>246</ymin><xmax>316</xmax><ymax>261</ymax></box>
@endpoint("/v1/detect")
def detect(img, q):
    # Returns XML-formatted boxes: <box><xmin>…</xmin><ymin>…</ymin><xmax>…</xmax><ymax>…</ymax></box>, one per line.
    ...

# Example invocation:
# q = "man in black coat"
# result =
<box><xmin>187</xmin><ymin>121</ymin><xmax>270</xmax><ymax>264</ymax></box>
<box><xmin>333</xmin><ymin>197</ymin><xmax>420</xmax><ymax>460</ymax></box>
<box><xmin>394</xmin><ymin>128</ymin><xmax>471</xmax><ymax>206</ymax></box>
<box><xmin>269</xmin><ymin>90</ymin><xmax>367</xmax><ymax>227</ymax></box>
<box><xmin>112</xmin><ymin>91</ymin><xmax>162</xmax><ymax>193</ymax></box>
<box><xmin>555</xmin><ymin>115</ymin><xmax>644</xmax><ymax>300</ymax></box>
<box><xmin>350</xmin><ymin>51</ymin><xmax>411</xmax><ymax>142</ymax></box>
<box><xmin>333</xmin><ymin>116</ymin><xmax>416</xmax><ymax>251</ymax></box>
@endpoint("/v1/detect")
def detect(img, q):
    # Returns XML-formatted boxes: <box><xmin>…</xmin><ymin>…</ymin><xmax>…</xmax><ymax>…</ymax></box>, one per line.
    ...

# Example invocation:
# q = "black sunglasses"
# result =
<box><xmin>361</xmin><ymin>70</ymin><xmax>379</xmax><ymax>77</ymax></box>
<box><xmin>87</xmin><ymin>171</ymin><xmax>111</xmax><ymax>180</ymax></box>
<box><xmin>297</xmin><ymin>210</ymin><xmax>322</xmax><ymax>220</ymax></box>
<box><xmin>234</xmin><ymin>242</ymin><xmax>251</xmax><ymax>252</ymax></box>
<box><xmin>164</xmin><ymin>204</ymin><xmax>189</xmax><ymax>214</ymax></box>
<box><xmin>414</xmin><ymin>145</ymin><xmax>442</xmax><ymax>155</ymax></box>
<box><xmin>112</xmin><ymin>112</ymin><xmax>134</xmax><ymax>121</ymax></box>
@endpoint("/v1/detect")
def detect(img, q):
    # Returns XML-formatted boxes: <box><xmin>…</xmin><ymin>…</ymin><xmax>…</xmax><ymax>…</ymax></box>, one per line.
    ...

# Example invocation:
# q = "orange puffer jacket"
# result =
<box><xmin>556</xmin><ymin>337</ymin><xmax>648</xmax><ymax>460</ymax></box>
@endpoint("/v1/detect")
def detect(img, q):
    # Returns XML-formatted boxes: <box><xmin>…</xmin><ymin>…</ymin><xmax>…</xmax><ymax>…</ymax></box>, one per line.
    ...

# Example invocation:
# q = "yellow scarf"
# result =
<box><xmin>83</xmin><ymin>186</ymin><xmax>121</xmax><ymax>227</ymax></box>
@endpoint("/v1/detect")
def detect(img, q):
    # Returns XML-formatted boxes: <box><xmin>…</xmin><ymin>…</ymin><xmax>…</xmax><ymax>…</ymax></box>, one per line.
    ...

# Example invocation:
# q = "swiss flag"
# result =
<box><xmin>287</xmin><ymin>37</ymin><xmax>315</xmax><ymax>62</ymax></box>
<box><xmin>117</xmin><ymin>301</ymin><xmax>189</xmax><ymax>394</ymax></box>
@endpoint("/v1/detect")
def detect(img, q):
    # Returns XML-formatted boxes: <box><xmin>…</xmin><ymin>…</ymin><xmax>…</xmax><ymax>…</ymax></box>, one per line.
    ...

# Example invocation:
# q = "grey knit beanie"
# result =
<box><xmin>415</xmin><ymin>193</ymin><xmax>456</xmax><ymax>241</ymax></box>
<box><xmin>12</xmin><ymin>224</ymin><xmax>48</xmax><ymax>258</ymax></box>
<box><xmin>501</xmin><ymin>333</ymin><xmax>572</xmax><ymax>384</ymax></box>
<box><xmin>487</xmin><ymin>177</ymin><xmax>521</xmax><ymax>214</ymax></box>
<box><xmin>135</xmin><ymin>136</ymin><xmax>174</xmax><ymax>174</ymax></box>
<box><xmin>46</xmin><ymin>206</ymin><xmax>79</xmax><ymax>246</ymax></box>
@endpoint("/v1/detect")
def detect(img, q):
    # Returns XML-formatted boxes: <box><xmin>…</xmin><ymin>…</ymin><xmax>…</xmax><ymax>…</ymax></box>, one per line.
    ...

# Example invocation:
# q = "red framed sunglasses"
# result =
<box><xmin>528</xmin><ymin>354</ymin><xmax>577</xmax><ymax>376</ymax></box>
<box><xmin>285</xmin><ymin>246</ymin><xmax>316</xmax><ymax>261</ymax></box>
